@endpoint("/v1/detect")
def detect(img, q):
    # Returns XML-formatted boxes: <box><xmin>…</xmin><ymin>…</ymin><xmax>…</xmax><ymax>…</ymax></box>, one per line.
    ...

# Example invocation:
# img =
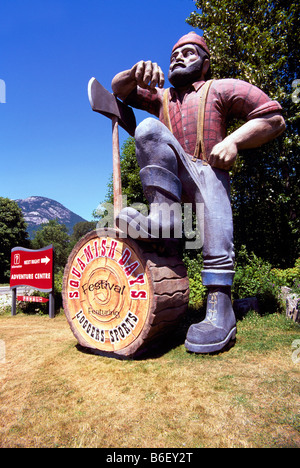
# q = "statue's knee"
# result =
<box><xmin>135</xmin><ymin>118</ymin><xmax>178</xmax><ymax>173</ymax></box>
<box><xmin>135</xmin><ymin>118</ymin><xmax>162</xmax><ymax>143</ymax></box>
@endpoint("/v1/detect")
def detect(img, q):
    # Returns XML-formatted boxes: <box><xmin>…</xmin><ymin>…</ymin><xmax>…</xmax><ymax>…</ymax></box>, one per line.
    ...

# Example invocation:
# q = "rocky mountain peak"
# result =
<box><xmin>15</xmin><ymin>196</ymin><xmax>87</xmax><ymax>238</ymax></box>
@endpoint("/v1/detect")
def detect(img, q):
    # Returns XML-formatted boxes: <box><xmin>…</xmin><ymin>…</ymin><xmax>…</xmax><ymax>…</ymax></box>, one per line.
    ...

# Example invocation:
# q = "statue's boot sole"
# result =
<box><xmin>185</xmin><ymin>326</ymin><xmax>237</xmax><ymax>354</ymax></box>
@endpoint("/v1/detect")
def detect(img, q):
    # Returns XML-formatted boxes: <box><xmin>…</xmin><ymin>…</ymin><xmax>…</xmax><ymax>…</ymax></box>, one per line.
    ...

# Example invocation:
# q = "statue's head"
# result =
<box><xmin>168</xmin><ymin>32</ymin><xmax>211</xmax><ymax>88</ymax></box>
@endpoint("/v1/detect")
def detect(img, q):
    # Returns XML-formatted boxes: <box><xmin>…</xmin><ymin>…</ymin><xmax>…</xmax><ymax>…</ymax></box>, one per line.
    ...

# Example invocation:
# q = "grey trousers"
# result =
<box><xmin>135</xmin><ymin>118</ymin><xmax>235</xmax><ymax>287</ymax></box>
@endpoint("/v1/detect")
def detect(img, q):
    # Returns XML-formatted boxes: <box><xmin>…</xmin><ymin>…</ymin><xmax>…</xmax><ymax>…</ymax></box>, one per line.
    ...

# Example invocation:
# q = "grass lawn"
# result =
<box><xmin>0</xmin><ymin>310</ymin><xmax>299</xmax><ymax>448</ymax></box>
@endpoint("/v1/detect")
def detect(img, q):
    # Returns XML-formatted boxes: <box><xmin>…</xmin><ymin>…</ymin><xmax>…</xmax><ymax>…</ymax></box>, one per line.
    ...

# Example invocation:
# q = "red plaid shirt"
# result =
<box><xmin>125</xmin><ymin>79</ymin><xmax>282</xmax><ymax>159</ymax></box>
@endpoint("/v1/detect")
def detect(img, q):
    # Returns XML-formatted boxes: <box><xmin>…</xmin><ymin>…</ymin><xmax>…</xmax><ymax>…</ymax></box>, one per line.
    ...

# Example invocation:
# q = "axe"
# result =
<box><xmin>88</xmin><ymin>77</ymin><xmax>136</xmax><ymax>225</ymax></box>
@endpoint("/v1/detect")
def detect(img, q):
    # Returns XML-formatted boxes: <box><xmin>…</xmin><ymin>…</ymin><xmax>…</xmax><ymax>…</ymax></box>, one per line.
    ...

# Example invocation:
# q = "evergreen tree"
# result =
<box><xmin>0</xmin><ymin>197</ymin><xmax>30</xmax><ymax>282</ymax></box>
<box><xmin>31</xmin><ymin>219</ymin><xmax>70</xmax><ymax>272</ymax></box>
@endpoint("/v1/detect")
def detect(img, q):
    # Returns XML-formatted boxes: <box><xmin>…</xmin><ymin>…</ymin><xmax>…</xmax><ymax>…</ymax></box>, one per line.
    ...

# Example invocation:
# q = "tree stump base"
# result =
<box><xmin>62</xmin><ymin>229</ymin><xmax>189</xmax><ymax>358</ymax></box>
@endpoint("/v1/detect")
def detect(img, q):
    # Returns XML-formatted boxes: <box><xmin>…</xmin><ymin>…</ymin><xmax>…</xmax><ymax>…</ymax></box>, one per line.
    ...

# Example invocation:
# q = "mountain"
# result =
<box><xmin>15</xmin><ymin>196</ymin><xmax>87</xmax><ymax>238</ymax></box>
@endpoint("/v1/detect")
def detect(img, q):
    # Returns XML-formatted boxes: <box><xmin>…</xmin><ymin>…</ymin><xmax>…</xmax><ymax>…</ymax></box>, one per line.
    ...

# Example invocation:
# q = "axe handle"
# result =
<box><xmin>112</xmin><ymin>116</ymin><xmax>123</xmax><ymax>225</ymax></box>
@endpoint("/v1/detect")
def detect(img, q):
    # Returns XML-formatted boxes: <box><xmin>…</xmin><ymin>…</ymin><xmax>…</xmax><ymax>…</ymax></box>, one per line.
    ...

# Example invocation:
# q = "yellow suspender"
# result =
<box><xmin>193</xmin><ymin>79</ymin><xmax>214</xmax><ymax>162</ymax></box>
<box><xmin>163</xmin><ymin>88</ymin><xmax>173</xmax><ymax>133</ymax></box>
<box><xmin>163</xmin><ymin>80</ymin><xmax>214</xmax><ymax>163</ymax></box>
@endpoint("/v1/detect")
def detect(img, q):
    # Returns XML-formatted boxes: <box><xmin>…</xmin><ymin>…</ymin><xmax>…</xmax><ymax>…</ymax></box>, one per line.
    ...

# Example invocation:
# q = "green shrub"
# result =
<box><xmin>232</xmin><ymin>246</ymin><xmax>282</xmax><ymax>314</ymax></box>
<box><xmin>271</xmin><ymin>258</ymin><xmax>300</xmax><ymax>294</ymax></box>
<box><xmin>183</xmin><ymin>253</ymin><xmax>207</xmax><ymax>309</ymax></box>
<box><xmin>184</xmin><ymin>246</ymin><xmax>299</xmax><ymax>315</ymax></box>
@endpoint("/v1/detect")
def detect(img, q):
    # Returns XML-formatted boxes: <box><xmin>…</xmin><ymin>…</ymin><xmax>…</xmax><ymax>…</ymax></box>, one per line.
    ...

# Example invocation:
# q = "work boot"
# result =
<box><xmin>116</xmin><ymin>165</ymin><xmax>182</xmax><ymax>240</ymax></box>
<box><xmin>185</xmin><ymin>287</ymin><xmax>237</xmax><ymax>353</ymax></box>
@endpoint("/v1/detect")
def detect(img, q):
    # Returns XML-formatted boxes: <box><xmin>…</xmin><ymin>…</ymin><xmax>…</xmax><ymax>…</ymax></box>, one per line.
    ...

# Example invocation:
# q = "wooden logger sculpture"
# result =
<box><xmin>63</xmin><ymin>32</ymin><xmax>285</xmax><ymax>358</ymax></box>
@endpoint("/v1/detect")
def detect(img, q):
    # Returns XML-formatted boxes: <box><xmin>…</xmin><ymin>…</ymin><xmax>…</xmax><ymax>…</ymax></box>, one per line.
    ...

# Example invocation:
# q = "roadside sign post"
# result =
<box><xmin>11</xmin><ymin>288</ymin><xmax>17</xmax><ymax>316</ymax></box>
<box><xmin>9</xmin><ymin>245</ymin><xmax>55</xmax><ymax>318</ymax></box>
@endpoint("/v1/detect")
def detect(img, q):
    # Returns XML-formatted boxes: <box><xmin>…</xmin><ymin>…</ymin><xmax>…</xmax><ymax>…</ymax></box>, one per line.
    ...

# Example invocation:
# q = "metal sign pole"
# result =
<box><xmin>49</xmin><ymin>245</ymin><xmax>55</xmax><ymax>318</ymax></box>
<box><xmin>49</xmin><ymin>290</ymin><xmax>55</xmax><ymax>319</ymax></box>
<box><xmin>11</xmin><ymin>287</ymin><xmax>17</xmax><ymax>316</ymax></box>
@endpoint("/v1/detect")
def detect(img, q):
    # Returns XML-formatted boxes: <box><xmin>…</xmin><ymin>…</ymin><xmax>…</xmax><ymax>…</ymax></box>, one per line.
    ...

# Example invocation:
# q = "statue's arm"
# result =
<box><xmin>209</xmin><ymin>112</ymin><xmax>286</xmax><ymax>170</ymax></box>
<box><xmin>112</xmin><ymin>61</ymin><xmax>165</xmax><ymax>101</ymax></box>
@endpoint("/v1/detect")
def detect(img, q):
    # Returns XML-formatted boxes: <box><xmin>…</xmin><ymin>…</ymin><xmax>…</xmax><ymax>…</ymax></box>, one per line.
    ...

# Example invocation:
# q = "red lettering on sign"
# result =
<box><xmin>124</xmin><ymin>261</ymin><xmax>139</xmax><ymax>277</ymax></box>
<box><xmin>118</xmin><ymin>248</ymin><xmax>131</xmax><ymax>266</ymax></box>
<box><xmin>100</xmin><ymin>239</ymin><xmax>107</xmax><ymax>257</ymax></box>
<box><xmin>69</xmin><ymin>291</ymin><xmax>79</xmax><ymax>299</ymax></box>
<box><xmin>94</xmin><ymin>241</ymin><xmax>99</xmax><ymax>258</ymax></box>
<box><xmin>77</xmin><ymin>257</ymin><xmax>86</xmax><ymax>271</ymax></box>
<box><xmin>129</xmin><ymin>274</ymin><xmax>145</xmax><ymax>287</ymax></box>
<box><xmin>84</xmin><ymin>245</ymin><xmax>94</xmax><ymax>263</ymax></box>
<box><xmin>69</xmin><ymin>279</ymin><xmax>80</xmax><ymax>288</ymax></box>
<box><xmin>107</xmin><ymin>240</ymin><xmax>118</xmax><ymax>259</ymax></box>
<box><xmin>71</xmin><ymin>266</ymin><xmax>81</xmax><ymax>279</ymax></box>
<box><xmin>17</xmin><ymin>296</ymin><xmax>49</xmax><ymax>303</ymax></box>
<box><xmin>130</xmin><ymin>290</ymin><xmax>147</xmax><ymax>300</ymax></box>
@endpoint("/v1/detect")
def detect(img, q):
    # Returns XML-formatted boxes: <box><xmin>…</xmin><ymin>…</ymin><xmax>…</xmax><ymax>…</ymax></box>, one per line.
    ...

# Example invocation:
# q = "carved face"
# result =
<box><xmin>168</xmin><ymin>44</ymin><xmax>206</xmax><ymax>88</ymax></box>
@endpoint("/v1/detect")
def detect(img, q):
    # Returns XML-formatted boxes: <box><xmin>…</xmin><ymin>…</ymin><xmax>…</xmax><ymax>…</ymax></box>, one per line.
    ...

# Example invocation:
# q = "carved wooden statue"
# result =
<box><xmin>111</xmin><ymin>32</ymin><xmax>286</xmax><ymax>353</ymax></box>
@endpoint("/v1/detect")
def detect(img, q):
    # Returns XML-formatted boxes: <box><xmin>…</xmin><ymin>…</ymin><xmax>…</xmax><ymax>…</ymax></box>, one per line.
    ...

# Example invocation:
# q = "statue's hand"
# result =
<box><xmin>130</xmin><ymin>61</ymin><xmax>165</xmax><ymax>92</ymax></box>
<box><xmin>208</xmin><ymin>138</ymin><xmax>238</xmax><ymax>170</ymax></box>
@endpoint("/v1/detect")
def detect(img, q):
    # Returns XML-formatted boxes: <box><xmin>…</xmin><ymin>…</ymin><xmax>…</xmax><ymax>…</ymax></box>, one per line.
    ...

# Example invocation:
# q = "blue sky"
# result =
<box><xmin>1</xmin><ymin>0</ymin><xmax>198</xmax><ymax>221</ymax></box>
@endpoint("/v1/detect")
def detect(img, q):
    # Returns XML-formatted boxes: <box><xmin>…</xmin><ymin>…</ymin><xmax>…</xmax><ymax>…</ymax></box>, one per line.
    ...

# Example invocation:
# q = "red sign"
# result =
<box><xmin>10</xmin><ymin>245</ymin><xmax>53</xmax><ymax>292</ymax></box>
<box><xmin>17</xmin><ymin>296</ymin><xmax>49</xmax><ymax>303</ymax></box>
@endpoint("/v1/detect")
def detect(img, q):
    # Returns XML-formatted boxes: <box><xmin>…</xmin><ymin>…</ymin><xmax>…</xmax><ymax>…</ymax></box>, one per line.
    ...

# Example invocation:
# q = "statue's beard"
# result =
<box><xmin>168</xmin><ymin>58</ymin><xmax>204</xmax><ymax>88</ymax></box>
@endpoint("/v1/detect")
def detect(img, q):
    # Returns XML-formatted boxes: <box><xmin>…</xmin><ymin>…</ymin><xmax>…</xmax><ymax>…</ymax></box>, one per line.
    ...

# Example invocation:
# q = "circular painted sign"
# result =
<box><xmin>63</xmin><ymin>229</ymin><xmax>152</xmax><ymax>356</ymax></box>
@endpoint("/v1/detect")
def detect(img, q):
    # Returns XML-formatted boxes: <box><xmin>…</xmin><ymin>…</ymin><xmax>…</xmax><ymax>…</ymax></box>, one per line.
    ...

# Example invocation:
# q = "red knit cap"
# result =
<box><xmin>172</xmin><ymin>32</ymin><xmax>210</xmax><ymax>56</ymax></box>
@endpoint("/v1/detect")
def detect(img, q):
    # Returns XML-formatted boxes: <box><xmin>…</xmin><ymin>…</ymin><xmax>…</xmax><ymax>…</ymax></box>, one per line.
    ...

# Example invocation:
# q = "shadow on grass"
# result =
<box><xmin>76</xmin><ymin>305</ymin><xmax>237</xmax><ymax>361</ymax></box>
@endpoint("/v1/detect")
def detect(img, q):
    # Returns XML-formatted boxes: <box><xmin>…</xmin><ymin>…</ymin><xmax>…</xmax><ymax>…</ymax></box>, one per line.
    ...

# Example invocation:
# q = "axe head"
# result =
<box><xmin>88</xmin><ymin>77</ymin><xmax>136</xmax><ymax>137</ymax></box>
